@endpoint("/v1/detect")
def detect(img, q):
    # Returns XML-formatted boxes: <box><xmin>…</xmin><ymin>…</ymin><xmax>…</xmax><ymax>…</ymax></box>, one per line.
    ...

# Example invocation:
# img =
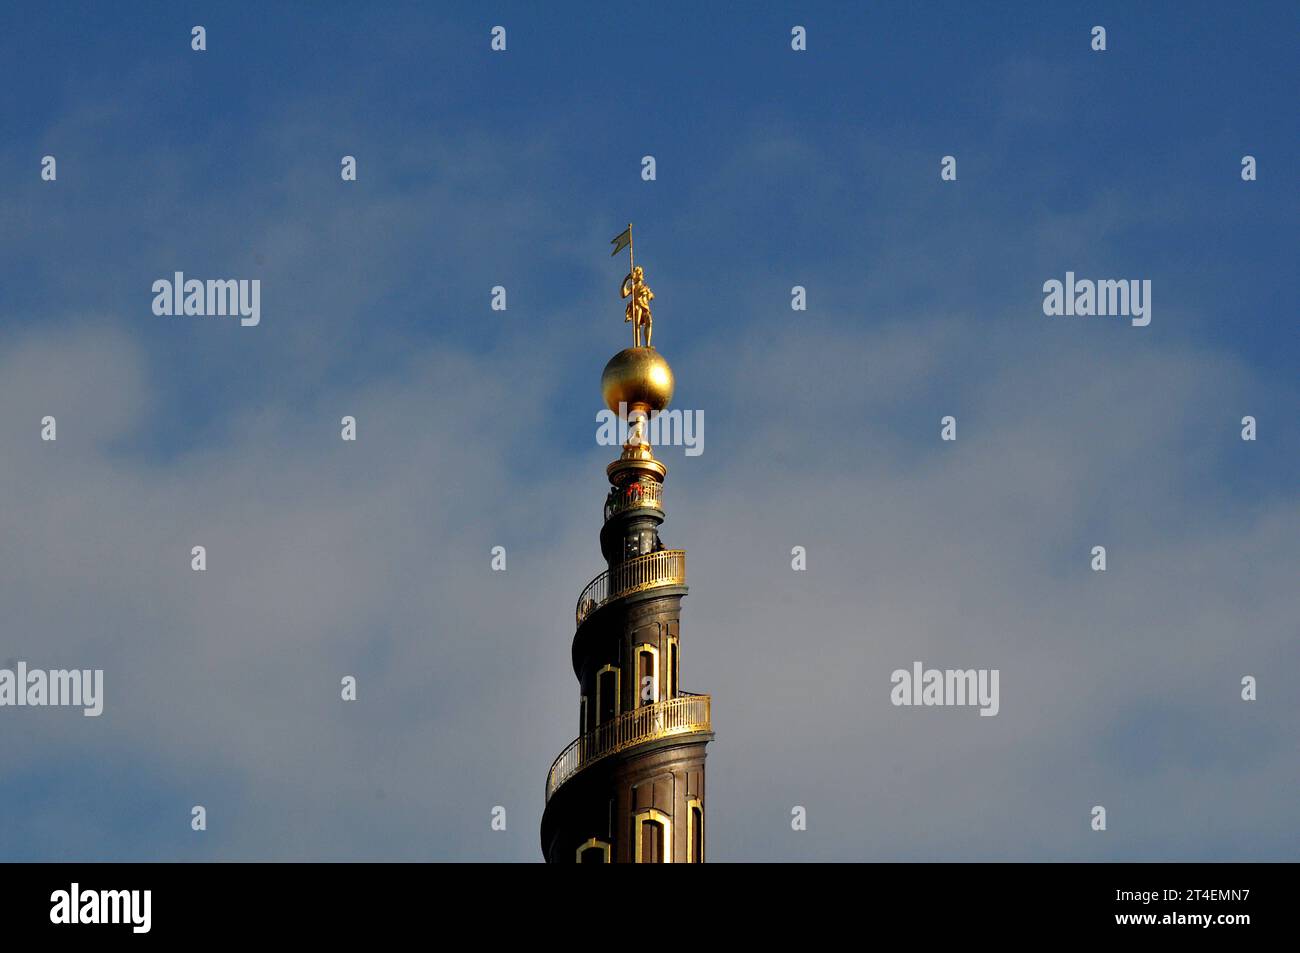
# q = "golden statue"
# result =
<box><xmin>621</xmin><ymin>266</ymin><xmax>654</xmax><ymax>348</ymax></box>
<box><xmin>611</xmin><ymin>224</ymin><xmax>654</xmax><ymax>348</ymax></box>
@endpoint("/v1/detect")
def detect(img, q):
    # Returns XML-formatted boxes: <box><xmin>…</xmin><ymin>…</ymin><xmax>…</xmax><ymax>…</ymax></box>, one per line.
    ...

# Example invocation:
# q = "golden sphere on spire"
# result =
<box><xmin>601</xmin><ymin>347</ymin><xmax>674</xmax><ymax>414</ymax></box>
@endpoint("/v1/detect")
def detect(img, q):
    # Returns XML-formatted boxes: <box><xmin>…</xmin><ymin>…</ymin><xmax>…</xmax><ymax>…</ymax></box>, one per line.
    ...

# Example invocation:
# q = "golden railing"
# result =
<box><xmin>604</xmin><ymin>481</ymin><xmax>663</xmax><ymax>520</ymax></box>
<box><xmin>546</xmin><ymin>694</ymin><xmax>712</xmax><ymax>801</ymax></box>
<box><xmin>575</xmin><ymin>550</ymin><xmax>686</xmax><ymax>627</ymax></box>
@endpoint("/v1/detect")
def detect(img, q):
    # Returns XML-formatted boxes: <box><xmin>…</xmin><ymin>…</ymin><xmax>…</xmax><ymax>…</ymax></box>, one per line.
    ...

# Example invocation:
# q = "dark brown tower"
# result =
<box><xmin>540</xmin><ymin>243</ymin><xmax>712</xmax><ymax>862</ymax></box>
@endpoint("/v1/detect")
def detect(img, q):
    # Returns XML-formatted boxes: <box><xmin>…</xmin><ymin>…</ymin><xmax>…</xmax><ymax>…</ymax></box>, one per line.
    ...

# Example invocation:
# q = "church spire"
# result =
<box><xmin>540</xmin><ymin>227</ymin><xmax>713</xmax><ymax>863</ymax></box>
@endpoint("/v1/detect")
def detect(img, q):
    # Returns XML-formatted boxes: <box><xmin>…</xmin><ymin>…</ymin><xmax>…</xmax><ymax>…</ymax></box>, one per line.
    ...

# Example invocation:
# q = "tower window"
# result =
<box><xmin>576</xmin><ymin>838</ymin><xmax>611</xmax><ymax>863</ymax></box>
<box><xmin>596</xmin><ymin>665</ymin><xmax>620</xmax><ymax>725</ymax></box>
<box><xmin>668</xmin><ymin>636</ymin><xmax>679</xmax><ymax>698</ymax></box>
<box><xmin>687</xmin><ymin>798</ymin><xmax>704</xmax><ymax>863</ymax></box>
<box><xmin>636</xmin><ymin>644</ymin><xmax>659</xmax><ymax>707</ymax></box>
<box><xmin>633</xmin><ymin>809</ymin><xmax>671</xmax><ymax>863</ymax></box>
<box><xmin>580</xmin><ymin>695</ymin><xmax>588</xmax><ymax>734</ymax></box>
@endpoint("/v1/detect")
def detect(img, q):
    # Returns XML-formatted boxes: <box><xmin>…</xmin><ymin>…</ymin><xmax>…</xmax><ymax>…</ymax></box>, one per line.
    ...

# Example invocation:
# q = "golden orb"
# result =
<box><xmin>601</xmin><ymin>347</ymin><xmax>674</xmax><ymax>414</ymax></box>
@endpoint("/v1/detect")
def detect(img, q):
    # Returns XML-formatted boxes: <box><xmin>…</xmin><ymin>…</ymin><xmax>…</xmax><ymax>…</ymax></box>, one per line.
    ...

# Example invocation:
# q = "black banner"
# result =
<box><xmin>0</xmin><ymin>862</ymin><xmax>1286</xmax><ymax>939</ymax></box>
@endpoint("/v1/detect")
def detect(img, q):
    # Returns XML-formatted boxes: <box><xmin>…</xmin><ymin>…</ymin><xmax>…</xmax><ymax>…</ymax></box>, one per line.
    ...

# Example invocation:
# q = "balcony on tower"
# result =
<box><xmin>575</xmin><ymin>549</ymin><xmax>686</xmax><ymax>628</ymax></box>
<box><xmin>546</xmin><ymin>692</ymin><xmax>712</xmax><ymax>802</ymax></box>
<box><xmin>603</xmin><ymin>478</ymin><xmax>663</xmax><ymax>521</ymax></box>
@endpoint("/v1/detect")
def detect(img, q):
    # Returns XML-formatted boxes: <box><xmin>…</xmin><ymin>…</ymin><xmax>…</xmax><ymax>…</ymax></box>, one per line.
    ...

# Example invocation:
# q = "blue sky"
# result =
<box><xmin>0</xmin><ymin>2</ymin><xmax>1296</xmax><ymax>861</ymax></box>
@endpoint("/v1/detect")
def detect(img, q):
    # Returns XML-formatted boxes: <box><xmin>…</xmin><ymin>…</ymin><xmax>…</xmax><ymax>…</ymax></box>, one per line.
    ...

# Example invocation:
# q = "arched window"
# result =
<box><xmin>596</xmin><ymin>665</ymin><xmax>620</xmax><ymax>725</ymax></box>
<box><xmin>575</xmin><ymin>837</ymin><xmax>611</xmax><ymax>863</ymax></box>
<box><xmin>668</xmin><ymin>635</ymin><xmax>680</xmax><ymax>698</ymax></box>
<box><xmin>687</xmin><ymin>798</ymin><xmax>704</xmax><ymax>863</ymax></box>
<box><xmin>633</xmin><ymin>809</ymin><xmax>671</xmax><ymax>863</ymax></box>
<box><xmin>636</xmin><ymin>644</ymin><xmax>659</xmax><ymax>707</ymax></box>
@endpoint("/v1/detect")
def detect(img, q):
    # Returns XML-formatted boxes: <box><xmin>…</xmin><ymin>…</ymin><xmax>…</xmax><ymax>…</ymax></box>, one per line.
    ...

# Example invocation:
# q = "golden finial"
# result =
<box><xmin>611</xmin><ymin>223</ymin><xmax>655</xmax><ymax>348</ymax></box>
<box><xmin>602</xmin><ymin>223</ymin><xmax>673</xmax><ymax>419</ymax></box>
<box><xmin>602</xmin><ymin>224</ymin><xmax>674</xmax><ymax>478</ymax></box>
